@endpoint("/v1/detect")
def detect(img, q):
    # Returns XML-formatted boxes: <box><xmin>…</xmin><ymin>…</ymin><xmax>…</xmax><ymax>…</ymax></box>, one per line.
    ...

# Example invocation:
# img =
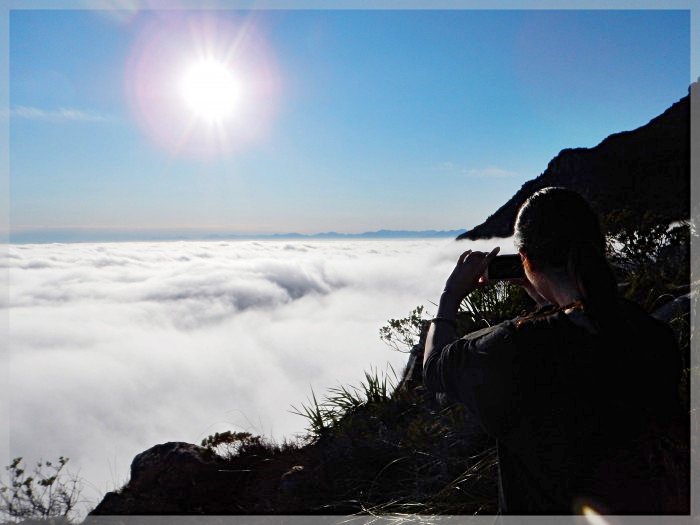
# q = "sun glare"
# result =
<box><xmin>581</xmin><ymin>504</ymin><xmax>609</xmax><ymax>525</ymax></box>
<box><xmin>127</xmin><ymin>14</ymin><xmax>279</xmax><ymax>157</ymax></box>
<box><xmin>181</xmin><ymin>60</ymin><xmax>240</xmax><ymax>123</ymax></box>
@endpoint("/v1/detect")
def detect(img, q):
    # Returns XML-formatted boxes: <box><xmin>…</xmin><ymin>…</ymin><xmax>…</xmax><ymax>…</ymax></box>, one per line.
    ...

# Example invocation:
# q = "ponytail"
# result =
<box><xmin>567</xmin><ymin>241</ymin><xmax>618</xmax><ymax>328</ymax></box>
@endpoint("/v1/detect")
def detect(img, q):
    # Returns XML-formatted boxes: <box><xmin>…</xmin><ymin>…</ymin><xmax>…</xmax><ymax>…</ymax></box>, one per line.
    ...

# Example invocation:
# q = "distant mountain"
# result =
<box><xmin>458</xmin><ymin>86</ymin><xmax>692</xmax><ymax>240</ymax></box>
<box><xmin>9</xmin><ymin>228</ymin><xmax>466</xmax><ymax>244</ymax></box>
<box><xmin>168</xmin><ymin>228</ymin><xmax>467</xmax><ymax>241</ymax></box>
<box><xmin>266</xmin><ymin>229</ymin><xmax>467</xmax><ymax>239</ymax></box>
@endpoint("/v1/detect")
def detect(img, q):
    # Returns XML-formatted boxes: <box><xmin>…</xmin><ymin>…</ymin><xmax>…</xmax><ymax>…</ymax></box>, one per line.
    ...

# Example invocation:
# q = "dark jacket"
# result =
<box><xmin>423</xmin><ymin>299</ymin><xmax>685</xmax><ymax>514</ymax></box>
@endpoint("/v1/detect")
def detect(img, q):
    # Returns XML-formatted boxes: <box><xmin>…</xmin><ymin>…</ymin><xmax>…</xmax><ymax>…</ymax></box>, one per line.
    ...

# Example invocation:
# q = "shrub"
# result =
<box><xmin>379</xmin><ymin>305</ymin><xmax>428</xmax><ymax>353</ymax></box>
<box><xmin>378</xmin><ymin>282</ymin><xmax>532</xmax><ymax>355</ymax></box>
<box><xmin>459</xmin><ymin>280</ymin><xmax>531</xmax><ymax>331</ymax></box>
<box><xmin>201</xmin><ymin>431</ymin><xmax>264</xmax><ymax>460</ymax></box>
<box><xmin>0</xmin><ymin>456</ymin><xmax>82</xmax><ymax>523</ymax></box>
<box><xmin>200</xmin><ymin>430</ymin><xmax>301</xmax><ymax>462</ymax></box>
<box><xmin>604</xmin><ymin>210</ymin><xmax>691</xmax><ymax>310</ymax></box>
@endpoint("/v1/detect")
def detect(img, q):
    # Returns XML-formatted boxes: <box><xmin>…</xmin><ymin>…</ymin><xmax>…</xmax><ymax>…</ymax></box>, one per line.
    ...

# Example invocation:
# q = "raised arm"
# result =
<box><xmin>423</xmin><ymin>247</ymin><xmax>500</xmax><ymax>369</ymax></box>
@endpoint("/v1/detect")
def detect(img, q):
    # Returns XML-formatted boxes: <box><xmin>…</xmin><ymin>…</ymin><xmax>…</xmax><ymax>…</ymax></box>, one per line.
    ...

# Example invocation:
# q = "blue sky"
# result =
<box><xmin>9</xmin><ymin>9</ymin><xmax>690</xmax><ymax>239</ymax></box>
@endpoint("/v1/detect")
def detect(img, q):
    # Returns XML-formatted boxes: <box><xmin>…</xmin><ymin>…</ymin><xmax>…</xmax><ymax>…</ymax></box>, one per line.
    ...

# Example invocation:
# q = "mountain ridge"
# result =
<box><xmin>458</xmin><ymin>87</ymin><xmax>692</xmax><ymax>240</ymax></box>
<box><xmin>9</xmin><ymin>228</ymin><xmax>467</xmax><ymax>244</ymax></box>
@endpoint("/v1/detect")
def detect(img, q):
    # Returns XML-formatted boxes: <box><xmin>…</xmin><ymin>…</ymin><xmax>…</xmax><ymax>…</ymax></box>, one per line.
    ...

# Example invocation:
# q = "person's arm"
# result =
<box><xmin>423</xmin><ymin>247</ymin><xmax>499</xmax><ymax>369</ymax></box>
<box><xmin>423</xmin><ymin>291</ymin><xmax>460</xmax><ymax>369</ymax></box>
<box><xmin>422</xmin><ymin>247</ymin><xmax>525</xmax><ymax>437</ymax></box>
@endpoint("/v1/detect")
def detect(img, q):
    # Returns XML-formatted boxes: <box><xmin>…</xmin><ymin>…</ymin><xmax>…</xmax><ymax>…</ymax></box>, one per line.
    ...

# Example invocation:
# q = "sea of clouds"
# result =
<box><xmin>3</xmin><ymin>237</ymin><xmax>513</xmax><ymax>512</ymax></box>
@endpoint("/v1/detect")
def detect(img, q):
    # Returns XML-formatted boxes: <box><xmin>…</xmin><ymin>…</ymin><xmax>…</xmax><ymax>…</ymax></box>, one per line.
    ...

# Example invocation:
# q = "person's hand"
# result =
<box><xmin>442</xmin><ymin>247</ymin><xmax>500</xmax><ymax>306</ymax></box>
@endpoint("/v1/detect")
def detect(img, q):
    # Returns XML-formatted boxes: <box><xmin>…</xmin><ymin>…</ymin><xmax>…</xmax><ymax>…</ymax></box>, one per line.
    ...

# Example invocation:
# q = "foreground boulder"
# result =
<box><xmin>90</xmin><ymin>442</ymin><xmax>235</xmax><ymax>515</ymax></box>
<box><xmin>652</xmin><ymin>292</ymin><xmax>691</xmax><ymax>324</ymax></box>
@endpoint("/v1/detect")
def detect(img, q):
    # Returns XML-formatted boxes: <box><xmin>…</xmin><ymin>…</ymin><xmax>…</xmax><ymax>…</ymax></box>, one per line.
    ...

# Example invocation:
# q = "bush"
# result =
<box><xmin>379</xmin><ymin>305</ymin><xmax>428</xmax><ymax>353</ymax></box>
<box><xmin>604</xmin><ymin>210</ymin><xmax>691</xmax><ymax>310</ymax></box>
<box><xmin>459</xmin><ymin>280</ymin><xmax>532</xmax><ymax>331</ymax></box>
<box><xmin>378</xmin><ymin>282</ymin><xmax>532</xmax><ymax>354</ymax></box>
<box><xmin>0</xmin><ymin>457</ymin><xmax>82</xmax><ymax>523</ymax></box>
<box><xmin>200</xmin><ymin>430</ymin><xmax>302</xmax><ymax>463</ymax></box>
<box><xmin>201</xmin><ymin>431</ymin><xmax>267</xmax><ymax>460</ymax></box>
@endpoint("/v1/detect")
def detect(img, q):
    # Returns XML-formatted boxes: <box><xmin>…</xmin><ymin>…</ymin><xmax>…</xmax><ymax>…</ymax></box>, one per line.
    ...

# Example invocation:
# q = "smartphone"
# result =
<box><xmin>488</xmin><ymin>254</ymin><xmax>524</xmax><ymax>280</ymax></box>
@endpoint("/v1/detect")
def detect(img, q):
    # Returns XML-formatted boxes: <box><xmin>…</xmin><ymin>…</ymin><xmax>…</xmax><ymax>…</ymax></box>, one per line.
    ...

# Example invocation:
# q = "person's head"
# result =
<box><xmin>514</xmin><ymin>187</ymin><xmax>617</xmax><ymax>319</ymax></box>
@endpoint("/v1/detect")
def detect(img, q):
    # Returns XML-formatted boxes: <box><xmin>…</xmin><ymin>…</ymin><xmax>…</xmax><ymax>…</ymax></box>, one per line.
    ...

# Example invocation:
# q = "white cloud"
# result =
<box><xmin>463</xmin><ymin>166</ymin><xmax>518</xmax><ymax>178</ymax></box>
<box><xmin>3</xmin><ymin>238</ymin><xmax>515</xmax><ymax>515</ymax></box>
<box><xmin>8</xmin><ymin>106</ymin><xmax>112</xmax><ymax>123</ymax></box>
<box><xmin>436</xmin><ymin>162</ymin><xmax>518</xmax><ymax>178</ymax></box>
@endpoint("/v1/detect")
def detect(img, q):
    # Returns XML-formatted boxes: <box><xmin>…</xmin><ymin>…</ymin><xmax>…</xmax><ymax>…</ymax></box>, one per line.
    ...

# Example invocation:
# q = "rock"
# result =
<box><xmin>396</xmin><ymin>320</ymin><xmax>430</xmax><ymax>392</ymax></box>
<box><xmin>89</xmin><ymin>442</ymin><xmax>230</xmax><ymax>515</ymax></box>
<box><xmin>278</xmin><ymin>465</ymin><xmax>305</xmax><ymax>494</ymax></box>
<box><xmin>87</xmin><ymin>490</ymin><xmax>137</xmax><ymax>517</ymax></box>
<box><xmin>125</xmin><ymin>442</ymin><xmax>217</xmax><ymax>492</ymax></box>
<box><xmin>652</xmin><ymin>293</ymin><xmax>691</xmax><ymax>324</ymax></box>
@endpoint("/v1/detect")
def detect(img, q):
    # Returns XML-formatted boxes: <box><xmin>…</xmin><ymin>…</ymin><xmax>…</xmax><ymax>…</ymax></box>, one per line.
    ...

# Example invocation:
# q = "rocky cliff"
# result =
<box><xmin>458</xmin><ymin>87</ymin><xmax>692</xmax><ymax>240</ymax></box>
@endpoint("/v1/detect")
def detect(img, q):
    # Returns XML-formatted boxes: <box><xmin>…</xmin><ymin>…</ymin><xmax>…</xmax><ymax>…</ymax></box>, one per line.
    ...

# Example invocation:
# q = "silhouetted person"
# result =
<box><xmin>423</xmin><ymin>187</ymin><xmax>686</xmax><ymax>515</ymax></box>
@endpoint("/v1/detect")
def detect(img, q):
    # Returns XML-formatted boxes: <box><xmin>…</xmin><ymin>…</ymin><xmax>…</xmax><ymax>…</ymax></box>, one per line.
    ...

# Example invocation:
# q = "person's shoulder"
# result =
<box><xmin>459</xmin><ymin>320</ymin><xmax>517</xmax><ymax>356</ymax></box>
<box><xmin>510</xmin><ymin>305</ymin><xmax>594</xmax><ymax>351</ymax></box>
<box><xmin>462</xmin><ymin>320</ymin><xmax>515</xmax><ymax>340</ymax></box>
<box><xmin>617</xmin><ymin>297</ymin><xmax>675</xmax><ymax>336</ymax></box>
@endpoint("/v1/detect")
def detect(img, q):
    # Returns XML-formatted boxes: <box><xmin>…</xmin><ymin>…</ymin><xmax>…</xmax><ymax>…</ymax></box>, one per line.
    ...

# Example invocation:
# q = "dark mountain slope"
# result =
<box><xmin>458</xmin><ymin>88</ymin><xmax>691</xmax><ymax>240</ymax></box>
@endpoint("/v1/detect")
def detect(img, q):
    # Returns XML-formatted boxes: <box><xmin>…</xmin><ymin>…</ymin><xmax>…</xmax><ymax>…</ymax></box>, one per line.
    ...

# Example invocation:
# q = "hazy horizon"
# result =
<box><xmin>9</xmin><ymin>226</ymin><xmax>469</xmax><ymax>244</ymax></box>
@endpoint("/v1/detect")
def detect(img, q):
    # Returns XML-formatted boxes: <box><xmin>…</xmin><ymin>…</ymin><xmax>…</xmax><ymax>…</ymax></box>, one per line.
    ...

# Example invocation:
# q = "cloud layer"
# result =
<box><xmin>3</xmin><ymin>237</ymin><xmax>513</xmax><ymax>512</ymax></box>
<box><xmin>7</xmin><ymin>106</ymin><xmax>111</xmax><ymax>122</ymax></box>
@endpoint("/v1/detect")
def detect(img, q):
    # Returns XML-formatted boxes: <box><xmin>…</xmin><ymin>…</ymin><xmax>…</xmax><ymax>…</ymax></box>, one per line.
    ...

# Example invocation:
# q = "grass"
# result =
<box><xmin>190</xmin><ymin>359</ymin><xmax>500</xmax><ymax>515</ymax></box>
<box><xmin>290</xmin><ymin>364</ymin><xmax>398</xmax><ymax>442</ymax></box>
<box><xmin>281</xmin><ymin>353</ymin><xmax>501</xmax><ymax>515</ymax></box>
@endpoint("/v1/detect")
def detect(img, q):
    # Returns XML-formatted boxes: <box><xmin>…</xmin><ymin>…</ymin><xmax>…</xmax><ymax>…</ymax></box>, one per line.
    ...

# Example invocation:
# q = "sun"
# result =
<box><xmin>180</xmin><ymin>59</ymin><xmax>240</xmax><ymax>123</ymax></box>
<box><xmin>127</xmin><ymin>14</ymin><xmax>280</xmax><ymax>157</ymax></box>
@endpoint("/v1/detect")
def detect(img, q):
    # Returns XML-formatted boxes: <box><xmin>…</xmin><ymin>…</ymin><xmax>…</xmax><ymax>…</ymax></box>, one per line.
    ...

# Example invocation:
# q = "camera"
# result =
<box><xmin>487</xmin><ymin>254</ymin><xmax>524</xmax><ymax>280</ymax></box>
